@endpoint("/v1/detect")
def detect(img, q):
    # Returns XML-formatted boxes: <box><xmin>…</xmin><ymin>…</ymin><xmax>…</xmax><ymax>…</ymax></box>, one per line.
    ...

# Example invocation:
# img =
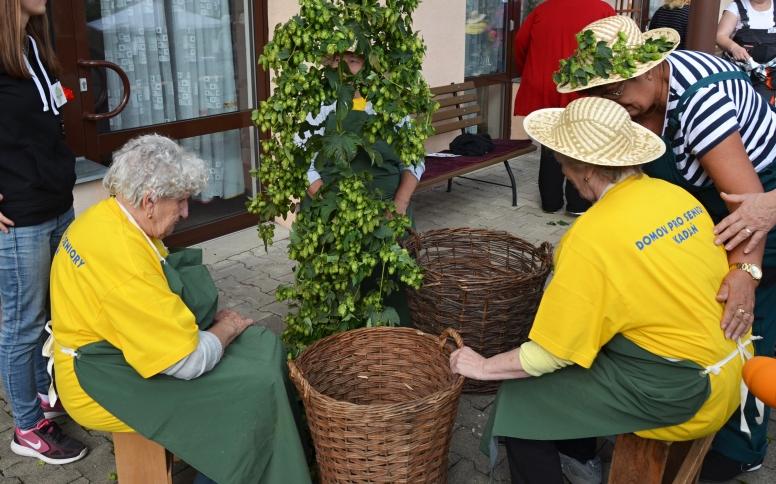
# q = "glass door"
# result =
<box><xmin>52</xmin><ymin>0</ymin><xmax>268</xmax><ymax>245</ymax></box>
<box><xmin>464</xmin><ymin>0</ymin><xmax>521</xmax><ymax>138</ymax></box>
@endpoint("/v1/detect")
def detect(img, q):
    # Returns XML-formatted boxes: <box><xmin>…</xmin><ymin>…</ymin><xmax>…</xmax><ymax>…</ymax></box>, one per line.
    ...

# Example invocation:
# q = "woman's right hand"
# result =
<box><xmin>0</xmin><ymin>194</ymin><xmax>16</xmax><ymax>234</ymax></box>
<box><xmin>450</xmin><ymin>346</ymin><xmax>487</xmax><ymax>380</ymax></box>
<box><xmin>730</xmin><ymin>44</ymin><xmax>751</xmax><ymax>62</ymax></box>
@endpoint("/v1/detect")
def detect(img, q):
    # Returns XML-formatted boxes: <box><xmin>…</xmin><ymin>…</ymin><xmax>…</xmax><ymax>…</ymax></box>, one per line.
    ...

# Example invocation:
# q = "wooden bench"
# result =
<box><xmin>607</xmin><ymin>433</ymin><xmax>715</xmax><ymax>484</ymax></box>
<box><xmin>418</xmin><ymin>81</ymin><xmax>537</xmax><ymax>206</ymax></box>
<box><xmin>112</xmin><ymin>432</ymin><xmax>173</xmax><ymax>484</ymax></box>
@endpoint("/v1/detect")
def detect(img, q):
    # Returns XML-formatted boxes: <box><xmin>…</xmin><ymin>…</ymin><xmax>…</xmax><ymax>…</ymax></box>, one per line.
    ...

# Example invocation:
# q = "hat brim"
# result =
<box><xmin>523</xmin><ymin>108</ymin><xmax>666</xmax><ymax>166</ymax></box>
<box><xmin>556</xmin><ymin>27</ymin><xmax>680</xmax><ymax>94</ymax></box>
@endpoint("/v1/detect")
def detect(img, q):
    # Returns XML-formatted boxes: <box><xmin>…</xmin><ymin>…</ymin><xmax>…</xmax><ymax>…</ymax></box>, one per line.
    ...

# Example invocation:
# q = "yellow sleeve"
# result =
<box><xmin>518</xmin><ymin>340</ymin><xmax>573</xmax><ymax>377</ymax></box>
<box><xmin>100</xmin><ymin>273</ymin><xmax>198</xmax><ymax>378</ymax></box>
<box><xmin>528</xmin><ymin>230</ymin><xmax>625</xmax><ymax>368</ymax></box>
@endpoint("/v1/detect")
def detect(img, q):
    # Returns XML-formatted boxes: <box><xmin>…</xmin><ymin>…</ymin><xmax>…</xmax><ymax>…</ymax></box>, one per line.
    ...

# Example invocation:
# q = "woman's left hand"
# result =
<box><xmin>450</xmin><ymin>346</ymin><xmax>487</xmax><ymax>379</ymax></box>
<box><xmin>716</xmin><ymin>269</ymin><xmax>757</xmax><ymax>339</ymax></box>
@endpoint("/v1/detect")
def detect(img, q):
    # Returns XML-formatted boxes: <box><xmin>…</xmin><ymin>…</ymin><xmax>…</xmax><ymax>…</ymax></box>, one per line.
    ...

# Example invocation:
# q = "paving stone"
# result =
<box><xmin>254</xmin><ymin>313</ymin><xmax>286</xmax><ymax>335</ymax></box>
<box><xmin>3</xmin><ymin>460</ymin><xmax>82</xmax><ymax>483</ymax></box>
<box><xmin>66</xmin><ymin>441</ymin><xmax>118</xmax><ymax>483</ymax></box>
<box><xmin>259</xmin><ymin>301</ymin><xmax>290</xmax><ymax>318</ymax></box>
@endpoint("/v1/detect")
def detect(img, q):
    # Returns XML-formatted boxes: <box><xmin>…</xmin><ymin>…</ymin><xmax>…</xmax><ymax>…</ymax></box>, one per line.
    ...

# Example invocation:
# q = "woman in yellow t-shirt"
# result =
<box><xmin>49</xmin><ymin>135</ymin><xmax>310</xmax><ymax>484</ymax></box>
<box><xmin>450</xmin><ymin>98</ymin><xmax>754</xmax><ymax>484</ymax></box>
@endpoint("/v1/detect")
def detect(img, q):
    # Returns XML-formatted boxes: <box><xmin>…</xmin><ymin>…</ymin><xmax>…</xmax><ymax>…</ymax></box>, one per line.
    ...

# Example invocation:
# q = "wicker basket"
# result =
<box><xmin>288</xmin><ymin>327</ymin><xmax>464</xmax><ymax>483</ymax></box>
<box><xmin>404</xmin><ymin>228</ymin><xmax>553</xmax><ymax>393</ymax></box>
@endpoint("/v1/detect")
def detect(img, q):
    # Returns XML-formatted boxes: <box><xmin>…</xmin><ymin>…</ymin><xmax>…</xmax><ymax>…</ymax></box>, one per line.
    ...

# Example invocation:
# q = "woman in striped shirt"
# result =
<box><xmin>555</xmin><ymin>15</ymin><xmax>776</xmax><ymax>482</ymax></box>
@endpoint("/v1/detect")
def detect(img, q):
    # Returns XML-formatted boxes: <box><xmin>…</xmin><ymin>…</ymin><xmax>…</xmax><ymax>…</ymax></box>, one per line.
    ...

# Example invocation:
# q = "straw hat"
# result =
<box><xmin>556</xmin><ymin>15</ymin><xmax>680</xmax><ymax>93</ymax></box>
<box><xmin>523</xmin><ymin>97</ymin><xmax>665</xmax><ymax>167</ymax></box>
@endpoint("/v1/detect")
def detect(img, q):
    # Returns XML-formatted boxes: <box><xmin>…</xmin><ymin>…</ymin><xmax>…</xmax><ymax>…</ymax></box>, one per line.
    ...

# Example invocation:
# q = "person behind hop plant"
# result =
<box><xmin>511</xmin><ymin>0</ymin><xmax>614</xmax><ymax>216</ymax></box>
<box><xmin>0</xmin><ymin>0</ymin><xmax>87</xmax><ymax>464</ymax></box>
<box><xmin>451</xmin><ymin>97</ymin><xmax>749</xmax><ymax>484</ymax></box>
<box><xmin>555</xmin><ymin>15</ymin><xmax>776</xmax><ymax>481</ymax></box>
<box><xmin>295</xmin><ymin>51</ymin><xmax>424</xmax><ymax>324</ymax></box>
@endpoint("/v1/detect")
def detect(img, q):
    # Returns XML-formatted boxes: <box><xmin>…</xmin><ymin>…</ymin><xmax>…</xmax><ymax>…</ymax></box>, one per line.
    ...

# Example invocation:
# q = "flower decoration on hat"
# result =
<box><xmin>553</xmin><ymin>15</ymin><xmax>680</xmax><ymax>93</ymax></box>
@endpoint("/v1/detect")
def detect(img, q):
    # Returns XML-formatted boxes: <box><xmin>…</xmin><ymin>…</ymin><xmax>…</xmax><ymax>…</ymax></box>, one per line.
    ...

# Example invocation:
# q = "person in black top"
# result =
<box><xmin>0</xmin><ymin>0</ymin><xmax>86</xmax><ymax>464</ymax></box>
<box><xmin>649</xmin><ymin>0</ymin><xmax>690</xmax><ymax>50</ymax></box>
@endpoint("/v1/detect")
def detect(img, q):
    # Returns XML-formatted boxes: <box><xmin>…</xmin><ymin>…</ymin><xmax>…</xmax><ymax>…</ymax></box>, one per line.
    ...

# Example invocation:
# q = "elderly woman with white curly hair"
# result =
<box><xmin>48</xmin><ymin>135</ymin><xmax>310</xmax><ymax>484</ymax></box>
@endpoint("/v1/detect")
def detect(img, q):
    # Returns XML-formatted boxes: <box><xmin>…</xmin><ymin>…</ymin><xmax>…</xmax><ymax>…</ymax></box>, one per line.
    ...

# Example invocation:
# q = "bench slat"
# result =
<box><xmin>430</xmin><ymin>81</ymin><xmax>476</xmax><ymax>96</ymax></box>
<box><xmin>436</xmin><ymin>93</ymin><xmax>477</xmax><ymax>108</ymax></box>
<box><xmin>433</xmin><ymin>116</ymin><xmax>482</xmax><ymax>135</ymax></box>
<box><xmin>432</xmin><ymin>105</ymin><xmax>481</xmax><ymax>123</ymax></box>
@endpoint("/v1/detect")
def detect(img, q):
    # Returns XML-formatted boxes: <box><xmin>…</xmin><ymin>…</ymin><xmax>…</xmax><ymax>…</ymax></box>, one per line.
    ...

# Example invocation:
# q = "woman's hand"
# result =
<box><xmin>729</xmin><ymin>44</ymin><xmax>751</xmax><ymax>62</ymax></box>
<box><xmin>393</xmin><ymin>195</ymin><xmax>410</xmax><ymax>215</ymax></box>
<box><xmin>0</xmin><ymin>194</ymin><xmax>15</xmax><ymax>234</ymax></box>
<box><xmin>714</xmin><ymin>191</ymin><xmax>776</xmax><ymax>253</ymax></box>
<box><xmin>209</xmin><ymin>309</ymin><xmax>255</xmax><ymax>349</ymax></box>
<box><xmin>307</xmin><ymin>179</ymin><xmax>323</xmax><ymax>197</ymax></box>
<box><xmin>716</xmin><ymin>269</ymin><xmax>757</xmax><ymax>340</ymax></box>
<box><xmin>450</xmin><ymin>346</ymin><xmax>487</xmax><ymax>380</ymax></box>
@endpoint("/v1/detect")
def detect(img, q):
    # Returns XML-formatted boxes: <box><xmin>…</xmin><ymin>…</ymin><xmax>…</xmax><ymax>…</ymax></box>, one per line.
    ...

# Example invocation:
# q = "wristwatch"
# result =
<box><xmin>729</xmin><ymin>263</ymin><xmax>763</xmax><ymax>281</ymax></box>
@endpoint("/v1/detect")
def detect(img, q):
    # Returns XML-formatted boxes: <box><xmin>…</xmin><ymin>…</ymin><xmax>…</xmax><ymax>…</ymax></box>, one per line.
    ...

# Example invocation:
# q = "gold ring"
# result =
<box><xmin>744</xmin><ymin>227</ymin><xmax>753</xmax><ymax>236</ymax></box>
<box><xmin>736</xmin><ymin>307</ymin><xmax>747</xmax><ymax>315</ymax></box>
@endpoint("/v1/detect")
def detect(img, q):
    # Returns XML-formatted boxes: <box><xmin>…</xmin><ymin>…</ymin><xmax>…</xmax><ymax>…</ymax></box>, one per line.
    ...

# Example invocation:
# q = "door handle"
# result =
<box><xmin>77</xmin><ymin>59</ymin><xmax>130</xmax><ymax>121</ymax></box>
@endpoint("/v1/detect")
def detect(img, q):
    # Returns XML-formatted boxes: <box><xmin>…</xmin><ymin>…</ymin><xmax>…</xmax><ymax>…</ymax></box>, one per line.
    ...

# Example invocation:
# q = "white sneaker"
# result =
<box><xmin>559</xmin><ymin>453</ymin><xmax>602</xmax><ymax>484</ymax></box>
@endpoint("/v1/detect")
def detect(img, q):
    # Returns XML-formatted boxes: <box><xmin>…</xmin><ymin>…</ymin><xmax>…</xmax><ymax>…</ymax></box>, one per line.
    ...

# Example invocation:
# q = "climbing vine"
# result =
<box><xmin>248</xmin><ymin>0</ymin><xmax>436</xmax><ymax>356</ymax></box>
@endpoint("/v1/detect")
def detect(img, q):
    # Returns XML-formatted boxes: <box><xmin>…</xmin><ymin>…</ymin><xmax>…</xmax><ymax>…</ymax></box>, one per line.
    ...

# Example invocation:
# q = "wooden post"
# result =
<box><xmin>686</xmin><ymin>2</ymin><xmax>720</xmax><ymax>53</ymax></box>
<box><xmin>112</xmin><ymin>432</ymin><xmax>172</xmax><ymax>484</ymax></box>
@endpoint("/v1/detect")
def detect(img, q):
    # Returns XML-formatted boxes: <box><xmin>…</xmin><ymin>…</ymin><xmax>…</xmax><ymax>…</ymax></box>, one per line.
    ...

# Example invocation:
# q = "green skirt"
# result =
<box><xmin>482</xmin><ymin>335</ymin><xmax>710</xmax><ymax>456</ymax></box>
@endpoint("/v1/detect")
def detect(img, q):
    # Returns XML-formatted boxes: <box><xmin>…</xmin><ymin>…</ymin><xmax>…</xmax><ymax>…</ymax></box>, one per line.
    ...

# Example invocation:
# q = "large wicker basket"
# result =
<box><xmin>405</xmin><ymin>228</ymin><xmax>553</xmax><ymax>393</ymax></box>
<box><xmin>288</xmin><ymin>327</ymin><xmax>464</xmax><ymax>483</ymax></box>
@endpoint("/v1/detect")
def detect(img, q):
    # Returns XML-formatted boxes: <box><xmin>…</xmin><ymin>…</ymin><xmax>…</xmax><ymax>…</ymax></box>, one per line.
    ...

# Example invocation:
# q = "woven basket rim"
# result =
<box><xmin>408</xmin><ymin>228</ymin><xmax>553</xmax><ymax>282</ymax></box>
<box><xmin>289</xmin><ymin>327</ymin><xmax>465</xmax><ymax>412</ymax></box>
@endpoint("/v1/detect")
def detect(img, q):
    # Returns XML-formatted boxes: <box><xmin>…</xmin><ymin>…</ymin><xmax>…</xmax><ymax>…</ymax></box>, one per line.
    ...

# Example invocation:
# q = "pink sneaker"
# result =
<box><xmin>11</xmin><ymin>419</ymin><xmax>87</xmax><ymax>464</ymax></box>
<box><xmin>40</xmin><ymin>398</ymin><xmax>67</xmax><ymax>419</ymax></box>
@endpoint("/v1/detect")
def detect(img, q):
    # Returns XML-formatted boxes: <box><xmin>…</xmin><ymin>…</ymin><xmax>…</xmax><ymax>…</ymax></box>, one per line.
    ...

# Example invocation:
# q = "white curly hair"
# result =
<box><xmin>103</xmin><ymin>134</ymin><xmax>209</xmax><ymax>207</ymax></box>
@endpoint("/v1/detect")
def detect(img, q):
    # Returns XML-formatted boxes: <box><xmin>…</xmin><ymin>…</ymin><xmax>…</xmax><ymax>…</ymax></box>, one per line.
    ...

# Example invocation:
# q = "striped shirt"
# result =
<box><xmin>665</xmin><ymin>50</ymin><xmax>776</xmax><ymax>187</ymax></box>
<box><xmin>648</xmin><ymin>6</ymin><xmax>690</xmax><ymax>50</ymax></box>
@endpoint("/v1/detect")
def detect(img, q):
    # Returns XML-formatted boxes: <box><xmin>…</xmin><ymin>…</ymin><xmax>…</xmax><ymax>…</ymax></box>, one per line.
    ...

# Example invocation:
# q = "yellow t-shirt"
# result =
<box><xmin>50</xmin><ymin>198</ymin><xmax>198</xmax><ymax>432</ymax></box>
<box><xmin>529</xmin><ymin>175</ymin><xmax>744</xmax><ymax>440</ymax></box>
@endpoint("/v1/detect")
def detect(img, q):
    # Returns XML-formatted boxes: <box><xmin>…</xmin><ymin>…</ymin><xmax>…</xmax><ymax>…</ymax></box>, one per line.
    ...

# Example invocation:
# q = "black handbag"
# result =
<box><xmin>449</xmin><ymin>133</ymin><xmax>494</xmax><ymax>156</ymax></box>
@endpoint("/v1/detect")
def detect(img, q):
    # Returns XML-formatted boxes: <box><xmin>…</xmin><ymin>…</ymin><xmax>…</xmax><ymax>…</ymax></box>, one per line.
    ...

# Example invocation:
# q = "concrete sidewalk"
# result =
<box><xmin>0</xmin><ymin>148</ymin><xmax>773</xmax><ymax>483</ymax></box>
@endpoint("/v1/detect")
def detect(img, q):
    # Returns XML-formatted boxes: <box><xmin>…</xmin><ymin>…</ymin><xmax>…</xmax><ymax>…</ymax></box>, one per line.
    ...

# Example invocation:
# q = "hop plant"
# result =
<box><xmin>248</xmin><ymin>0</ymin><xmax>433</xmax><ymax>356</ymax></box>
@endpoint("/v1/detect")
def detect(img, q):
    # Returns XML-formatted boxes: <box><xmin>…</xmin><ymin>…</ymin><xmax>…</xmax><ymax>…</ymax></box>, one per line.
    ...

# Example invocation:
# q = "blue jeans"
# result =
<box><xmin>0</xmin><ymin>208</ymin><xmax>74</xmax><ymax>430</ymax></box>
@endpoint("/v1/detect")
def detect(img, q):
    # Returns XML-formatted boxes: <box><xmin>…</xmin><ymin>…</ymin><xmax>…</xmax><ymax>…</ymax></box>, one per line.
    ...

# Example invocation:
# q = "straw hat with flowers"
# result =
<box><xmin>554</xmin><ymin>15</ymin><xmax>680</xmax><ymax>93</ymax></box>
<box><xmin>524</xmin><ymin>97</ymin><xmax>665</xmax><ymax>166</ymax></box>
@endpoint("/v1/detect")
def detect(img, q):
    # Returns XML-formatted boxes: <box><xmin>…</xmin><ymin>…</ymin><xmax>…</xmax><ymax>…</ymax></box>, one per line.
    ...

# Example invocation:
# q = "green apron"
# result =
<box><xmin>303</xmin><ymin>107</ymin><xmax>413</xmax><ymax>325</ymax></box>
<box><xmin>642</xmin><ymin>70</ymin><xmax>776</xmax><ymax>464</ymax></box>
<box><xmin>72</xmin><ymin>246</ymin><xmax>310</xmax><ymax>484</ymax></box>
<box><xmin>481</xmin><ymin>335</ymin><xmax>710</xmax><ymax>458</ymax></box>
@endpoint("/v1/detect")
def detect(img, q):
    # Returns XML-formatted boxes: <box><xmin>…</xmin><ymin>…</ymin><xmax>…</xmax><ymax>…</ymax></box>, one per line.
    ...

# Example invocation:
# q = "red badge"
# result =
<box><xmin>63</xmin><ymin>86</ymin><xmax>75</xmax><ymax>102</ymax></box>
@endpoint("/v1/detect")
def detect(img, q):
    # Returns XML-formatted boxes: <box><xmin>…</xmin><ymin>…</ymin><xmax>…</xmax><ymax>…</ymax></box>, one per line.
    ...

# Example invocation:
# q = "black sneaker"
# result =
<box><xmin>10</xmin><ymin>419</ymin><xmax>87</xmax><ymax>464</ymax></box>
<box><xmin>700</xmin><ymin>449</ymin><xmax>762</xmax><ymax>482</ymax></box>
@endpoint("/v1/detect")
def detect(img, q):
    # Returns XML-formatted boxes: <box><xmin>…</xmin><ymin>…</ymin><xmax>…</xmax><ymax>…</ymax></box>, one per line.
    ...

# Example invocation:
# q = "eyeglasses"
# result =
<box><xmin>599</xmin><ymin>82</ymin><xmax>626</xmax><ymax>100</ymax></box>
